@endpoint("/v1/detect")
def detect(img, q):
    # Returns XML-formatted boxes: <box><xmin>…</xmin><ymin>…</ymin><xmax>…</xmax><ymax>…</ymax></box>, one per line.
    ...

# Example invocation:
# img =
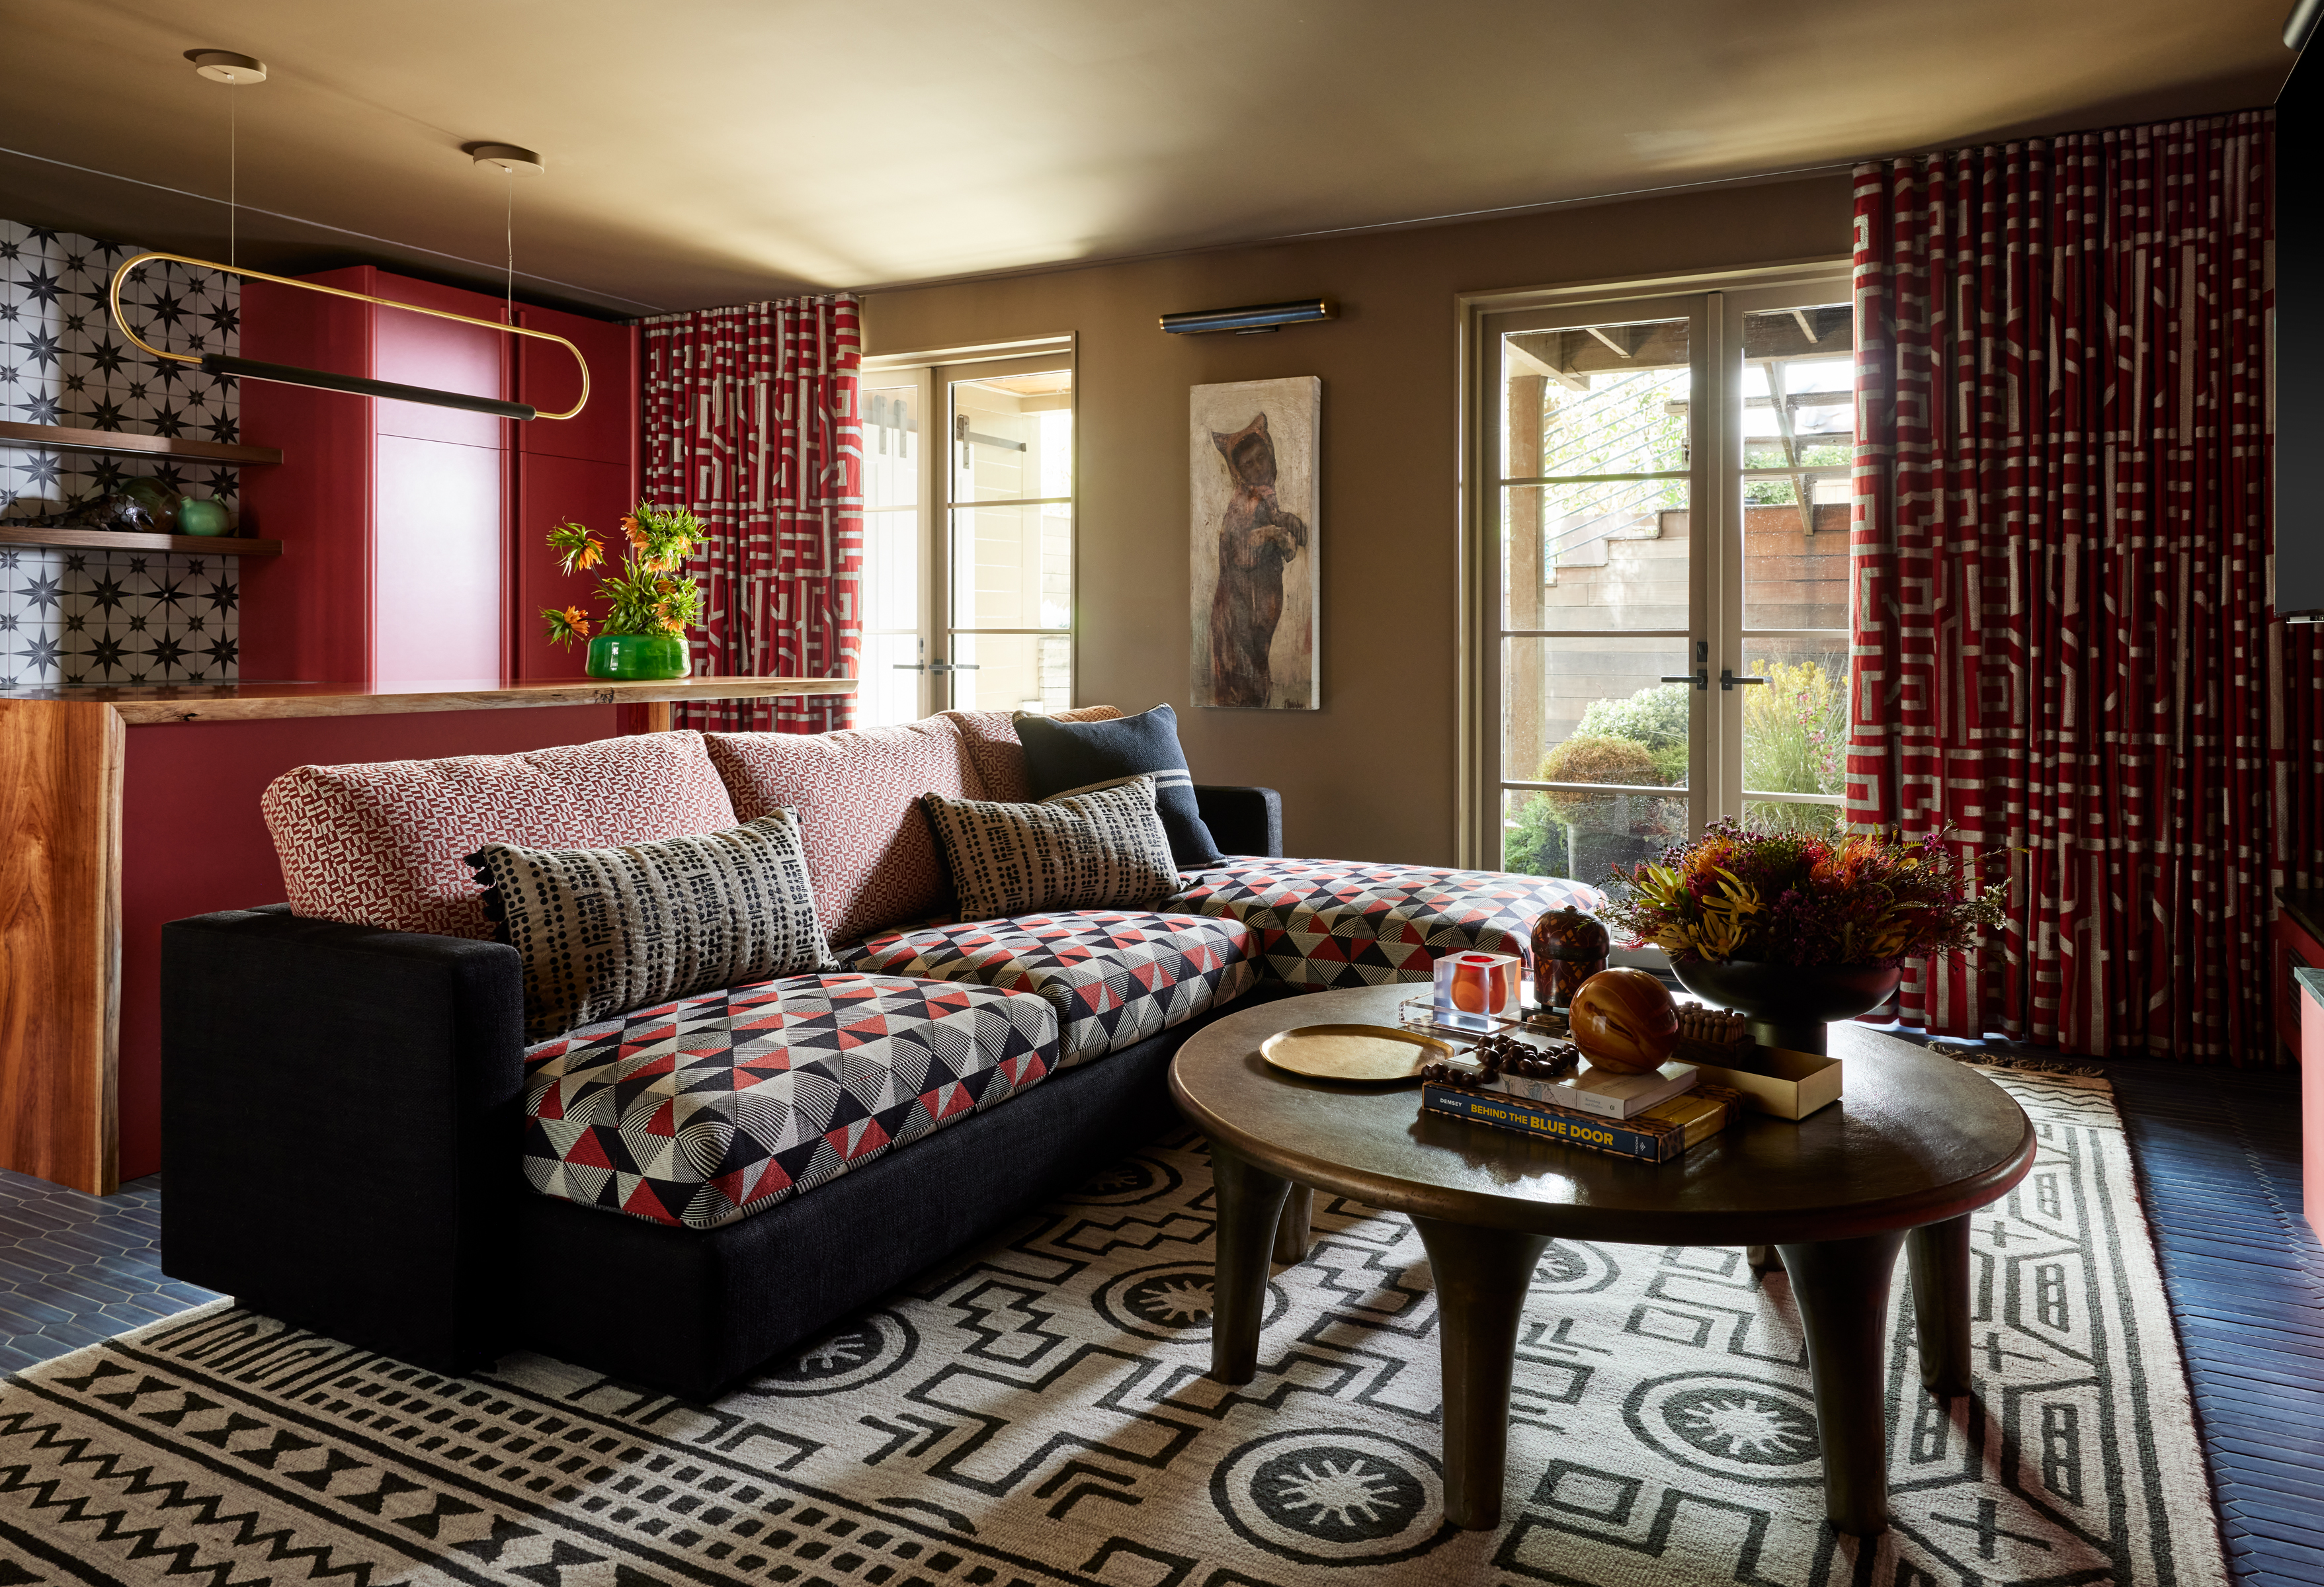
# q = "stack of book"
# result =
<box><xmin>1421</xmin><ymin>1059</ymin><xmax>1739</xmax><ymax>1162</ymax></box>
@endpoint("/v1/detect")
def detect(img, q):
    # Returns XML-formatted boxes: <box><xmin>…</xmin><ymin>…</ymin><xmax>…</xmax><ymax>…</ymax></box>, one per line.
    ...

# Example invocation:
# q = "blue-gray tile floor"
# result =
<box><xmin>0</xmin><ymin>1168</ymin><xmax>220</xmax><ymax>1373</ymax></box>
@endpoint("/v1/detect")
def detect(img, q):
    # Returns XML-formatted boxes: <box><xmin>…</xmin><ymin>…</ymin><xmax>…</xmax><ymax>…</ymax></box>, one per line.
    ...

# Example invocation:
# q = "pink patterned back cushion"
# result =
<box><xmin>942</xmin><ymin>706</ymin><xmax>1123</xmax><ymax>803</ymax></box>
<box><xmin>262</xmin><ymin>731</ymin><xmax>740</xmax><ymax>940</ymax></box>
<box><xmin>704</xmin><ymin>717</ymin><xmax>987</xmax><ymax>946</ymax></box>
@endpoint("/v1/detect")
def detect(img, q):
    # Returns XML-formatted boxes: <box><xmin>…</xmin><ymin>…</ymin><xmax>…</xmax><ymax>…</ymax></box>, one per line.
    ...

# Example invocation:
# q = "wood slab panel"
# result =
<box><xmin>0</xmin><ymin>700</ymin><xmax>122</xmax><ymax>1194</ymax></box>
<box><xmin>0</xmin><ymin>676</ymin><xmax>854</xmax><ymax>725</ymax></box>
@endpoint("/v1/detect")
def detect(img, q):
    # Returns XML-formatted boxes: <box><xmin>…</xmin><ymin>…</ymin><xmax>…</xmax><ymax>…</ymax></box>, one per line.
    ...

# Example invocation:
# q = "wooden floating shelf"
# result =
<box><xmin>0</xmin><ymin>421</ymin><xmax>283</xmax><ymax>466</ymax></box>
<box><xmin>0</xmin><ymin>524</ymin><xmax>282</xmax><ymax>557</ymax></box>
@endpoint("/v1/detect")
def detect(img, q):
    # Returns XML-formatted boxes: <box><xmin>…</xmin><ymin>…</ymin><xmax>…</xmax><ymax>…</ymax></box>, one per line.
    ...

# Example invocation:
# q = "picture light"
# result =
<box><xmin>1159</xmin><ymin>299</ymin><xmax>1335</xmax><ymax>335</ymax></box>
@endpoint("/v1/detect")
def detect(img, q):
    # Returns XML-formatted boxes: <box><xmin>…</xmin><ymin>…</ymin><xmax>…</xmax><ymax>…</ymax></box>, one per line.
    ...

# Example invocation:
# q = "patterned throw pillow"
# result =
<box><xmin>704</xmin><ymin>717</ymin><xmax>984</xmax><ymax>946</ymax></box>
<box><xmin>921</xmin><ymin>777</ymin><xmax>1180</xmax><ymax>922</ymax></box>
<box><xmin>467</xmin><ymin>813</ymin><xmax>835</xmax><ymax>1042</ymax></box>
<box><xmin>264</xmin><ymin>731</ymin><xmax>739</xmax><ymax>941</ymax></box>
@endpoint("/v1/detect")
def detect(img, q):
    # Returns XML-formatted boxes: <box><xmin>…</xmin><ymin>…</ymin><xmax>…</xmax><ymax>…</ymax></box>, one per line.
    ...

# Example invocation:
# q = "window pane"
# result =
<box><xmin>1741</xmin><ymin>304</ymin><xmax>1852</xmax><ymax>630</ymax></box>
<box><xmin>1737</xmin><ymin>636</ymin><xmax>1849</xmax><ymax>832</ymax></box>
<box><xmin>1501</xmin><ymin>786</ymin><xmax>1685</xmax><ymax>887</ymax></box>
<box><xmin>951</xmin><ymin>631</ymin><xmax>1071</xmax><ymax>713</ymax></box>
<box><xmin>857</xmin><ymin>631</ymin><xmax>923</xmax><ymax>728</ymax></box>
<box><xmin>951</xmin><ymin>502</ymin><xmax>1071</xmax><ymax>631</ymax></box>
<box><xmin>1501</xmin><ymin>317</ymin><xmax>1689</xmax><ymax>634</ymax></box>
<box><xmin>1503</xmin><ymin>480</ymin><xmax>1691</xmax><ymax>632</ymax></box>
<box><xmin>864</xmin><ymin>383</ymin><xmax>921</xmax><ymax>510</ymax></box>
<box><xmin>1502</xmin><ymin>635</ymin><xmax>1692</xmax><ymax>794</ymax></box>
<box><xmin>862</xmin><ymin>508</ymin><xmax>917</xmax><ymax>631</ymax></box>
<box><xmin>1500</xmin><ymin>319</ymin><xmax>1690</xmax><ymax>480</ymax></box>
<box><xmin>951</xmin><ymin>369</ymin><xmax>1071</xmax><ymax>504</ymax></box>
<box><xmin>860</xmin><ymin>384</ymin><xmax>923</xmax><ymax>668</ymax></box>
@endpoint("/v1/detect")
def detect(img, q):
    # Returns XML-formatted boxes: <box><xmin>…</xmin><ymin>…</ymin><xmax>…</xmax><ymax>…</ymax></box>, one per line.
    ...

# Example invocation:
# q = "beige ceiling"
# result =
<box><xmin>0</xmin><ymin>0</ymin><xmax>2296</xmax><ymax>317</ymax></box>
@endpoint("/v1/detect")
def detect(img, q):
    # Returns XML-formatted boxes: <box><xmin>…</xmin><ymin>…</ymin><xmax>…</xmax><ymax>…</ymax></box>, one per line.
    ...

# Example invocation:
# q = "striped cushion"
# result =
<box><xmin>468</xmin><ymin>813</ymin><xmax>834</xmax><ymax>1042</ymax></box>
<box><xmin>921</xmin><ymin>776</ymin><xmax>1179</xmax><ymax>922</ymax></box>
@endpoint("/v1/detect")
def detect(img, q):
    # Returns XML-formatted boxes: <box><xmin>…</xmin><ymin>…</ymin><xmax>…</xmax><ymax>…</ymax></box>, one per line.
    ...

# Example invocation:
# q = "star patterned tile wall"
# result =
<box><xmin>1</xmin><ymin>217</ymin><xmax>243</xmax><ymax>687</ymax></box>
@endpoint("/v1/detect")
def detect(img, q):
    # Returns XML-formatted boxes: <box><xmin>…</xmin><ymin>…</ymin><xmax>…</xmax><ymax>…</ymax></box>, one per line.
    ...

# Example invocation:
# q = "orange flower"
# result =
<box><xmin>660</xmin><ymin>616</ymin><xmax>685</xmax><ymax>634</ymax></box>
<box><xmin>622</xmin><ymin>515</ymin><xmax>647</xmax><ymax>553</ymax></box>
<box><xmin>560</xmin><ymin>606</ymin><xmax>591</xmax><ymax>637</ymax></box>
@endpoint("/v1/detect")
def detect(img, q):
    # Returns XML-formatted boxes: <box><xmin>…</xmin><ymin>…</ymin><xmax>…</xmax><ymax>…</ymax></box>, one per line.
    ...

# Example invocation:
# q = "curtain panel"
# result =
<box><xmin>1848</xmin><ymin>109</ymin><xmax>2317</xmax><ymax>1063</ymax></box>
<box><xmin>640</xmin><ymin>295</ymin><xmax>862</xmax><ymax>733</ymax></box>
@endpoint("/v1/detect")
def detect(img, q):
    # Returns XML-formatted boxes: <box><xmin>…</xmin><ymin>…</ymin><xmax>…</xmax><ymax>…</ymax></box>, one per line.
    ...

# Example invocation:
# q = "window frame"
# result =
<box><xmin>858</xmin><ymin>336</ymin><xmax>1078</xmax><ymax>721</ymax></box>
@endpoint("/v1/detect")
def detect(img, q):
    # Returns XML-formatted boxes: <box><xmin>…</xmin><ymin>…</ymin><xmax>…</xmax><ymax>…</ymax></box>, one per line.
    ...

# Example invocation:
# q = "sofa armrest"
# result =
<box><xmin>161</xmin><ymin>905</ymin><xmax>526</xmax><ymax>1373</ymax></box>
<box><xmin>1194</xmin><ymin>785</ymin><xmax>1282</xmax><ymax>859</ymax></box>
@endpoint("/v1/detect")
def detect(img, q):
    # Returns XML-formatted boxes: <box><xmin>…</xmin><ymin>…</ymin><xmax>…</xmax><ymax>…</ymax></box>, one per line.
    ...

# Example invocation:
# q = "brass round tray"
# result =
<box><xmin>1259</xmin><ymin>1023</ymin><xmax>1451</xmax><ymax>1083</ymax></box>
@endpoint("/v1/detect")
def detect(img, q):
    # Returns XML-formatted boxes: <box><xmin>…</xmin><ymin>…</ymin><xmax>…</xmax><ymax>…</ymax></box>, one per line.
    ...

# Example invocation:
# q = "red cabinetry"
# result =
<box><xmin>236</xmin><ymin>268</ymin><xmax>637</xmax><ymax>684</ymax></box>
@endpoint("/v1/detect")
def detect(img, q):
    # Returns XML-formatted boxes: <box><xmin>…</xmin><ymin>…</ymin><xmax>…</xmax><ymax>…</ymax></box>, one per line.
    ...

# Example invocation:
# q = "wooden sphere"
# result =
<box><xmin>1568</xmin><ymin>967</ymin><xmax>1681</xmax><ymax>1074</ymax></box>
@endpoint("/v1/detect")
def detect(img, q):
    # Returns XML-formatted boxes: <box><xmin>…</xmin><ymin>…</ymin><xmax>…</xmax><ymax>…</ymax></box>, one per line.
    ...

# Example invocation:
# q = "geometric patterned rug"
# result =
<box><xmin>0</xmin><ymin>1069</ymin><xmax>2225</xmax><ymax>1586</ymax></box>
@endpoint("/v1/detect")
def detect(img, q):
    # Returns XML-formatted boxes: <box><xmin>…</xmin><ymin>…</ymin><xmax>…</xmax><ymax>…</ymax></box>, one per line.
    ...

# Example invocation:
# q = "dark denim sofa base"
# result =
<box><xmin>161</xmin><ymin>903</ymin><xmax>1297</xmax><ymax>1403</ymax></box>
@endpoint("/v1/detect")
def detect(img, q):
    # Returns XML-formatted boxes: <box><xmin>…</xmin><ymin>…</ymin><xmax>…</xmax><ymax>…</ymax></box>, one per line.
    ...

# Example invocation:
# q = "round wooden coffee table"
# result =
<box><xmin>1169</xmin><ymin>982</ymin><xmax>2034</xmax><ymax>1537</ymax></box>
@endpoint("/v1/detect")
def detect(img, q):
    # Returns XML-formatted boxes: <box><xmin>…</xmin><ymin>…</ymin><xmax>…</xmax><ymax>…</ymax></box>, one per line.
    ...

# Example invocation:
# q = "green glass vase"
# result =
<box><xmin>585</xmin><ymin>632</ymin><xmax>690</xmax><ymax>681</ymax></box>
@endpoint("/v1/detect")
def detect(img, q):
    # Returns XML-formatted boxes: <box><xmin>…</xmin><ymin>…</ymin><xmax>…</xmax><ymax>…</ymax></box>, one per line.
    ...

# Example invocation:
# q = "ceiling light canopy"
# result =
<box><xmin>467</xmin><ymin>143</ymin><xmax>546</xmax><ymax>177</ymax></box>
<box><xmin>185</xmin><ymin>49</ymin><xmax>266</xmax><ymax>84</ymax></box>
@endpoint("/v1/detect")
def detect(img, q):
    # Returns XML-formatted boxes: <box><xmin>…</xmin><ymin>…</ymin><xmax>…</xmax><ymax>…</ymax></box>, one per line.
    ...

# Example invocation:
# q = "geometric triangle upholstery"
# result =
<box><xmin>521</xmin><ymin>972</ymin><xmax>1056</xmax><ymax>1231</ymax></box>
<box><xmin>839</xmin><ymin>910</ymin><xmax>1257</xmax><ymax>1067</ymax></box>
<box><xmin>1163</xmin><ymin>856</ymin><xmax>1606</xmax><ymax>991</ymax></box>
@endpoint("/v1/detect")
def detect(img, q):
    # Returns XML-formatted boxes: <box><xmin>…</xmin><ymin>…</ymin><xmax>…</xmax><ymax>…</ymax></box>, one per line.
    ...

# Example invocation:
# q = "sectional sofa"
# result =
<box><xmin>160</xmin><ymin>708</ymin><xmax>1595</xmax><ymax>1401</ymax></box>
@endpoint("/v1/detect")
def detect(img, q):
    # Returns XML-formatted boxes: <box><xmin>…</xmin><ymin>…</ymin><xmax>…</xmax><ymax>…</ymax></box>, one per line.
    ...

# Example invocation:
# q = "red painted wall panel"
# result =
<box><xmin>237</xmin><ymin>270</ymin><xmax>375</xmax><ymax>682</ymax></box>
<box><xmin>120</xmin><ymin>706</ymin><xmax>620</xmax><ymax>1180</ymax></box>
<box><xmin>518</xmin><ymin>306</ymin><xmax>637</xmax><ymax>465</ymax></box>
<box><xmin>514</xmin><ymin>308</ymin><xmax>638</xmax><ymax>680</ymax></box>
<box><xmin>516</xmin><ymin>454</ymin><xmax>633</xmax><ymax>680</ymax></box>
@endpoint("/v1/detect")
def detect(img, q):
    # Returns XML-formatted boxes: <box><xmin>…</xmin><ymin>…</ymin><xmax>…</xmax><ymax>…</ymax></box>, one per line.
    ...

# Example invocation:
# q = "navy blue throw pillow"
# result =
<box><xmin>1015</xmin><ymin>704</ymin><xmax>1226</xmax><ymax>868</ymax></box>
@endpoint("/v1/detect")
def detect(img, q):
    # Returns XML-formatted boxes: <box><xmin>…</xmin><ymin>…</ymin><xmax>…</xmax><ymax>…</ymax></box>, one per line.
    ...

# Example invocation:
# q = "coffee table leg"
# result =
<box><xmin>1906</xmin><ymin>1215</ymin><xmax>1973</xmax><ymax>1396</ymax></box>
<box><xmin>1747</xmin><ymin>1244</ymin><xmax>1784</xmax><ymax>1274</ymax></box>
<box><xmin>1209</xmin><ymin>1143</ymin><xmax>1292</xmax><ymax>1385</ymax></box>
<box><xmin>1412</xmin><ymin>1215</ymin><xmax>1551</xmax><ymax>1531</ymax></box>
<box><xmin>1274</xmin><ymin>1184</ymin><xmax>1315</xmax><ymax>1265</ymax></box>
<box><xmin>1777</xmin><ymin>1231</ymin><xmax>1907</xmax><ymax>1538</ymax></box>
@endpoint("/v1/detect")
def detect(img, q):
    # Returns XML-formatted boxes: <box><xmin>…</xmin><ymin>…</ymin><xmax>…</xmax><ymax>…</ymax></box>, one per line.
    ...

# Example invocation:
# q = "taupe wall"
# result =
<box><xmin>862</xmin><ymin>175</ymin><xmax>1854</xmax><ymax>868</ymax></box>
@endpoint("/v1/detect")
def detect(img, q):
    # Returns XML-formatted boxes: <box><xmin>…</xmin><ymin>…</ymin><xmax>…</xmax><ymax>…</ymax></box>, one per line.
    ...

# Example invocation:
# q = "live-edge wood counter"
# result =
<box><xmin>0</xmin><ymin>676</ymin><xmax>854</xmax><ymax>1194</ymax></box>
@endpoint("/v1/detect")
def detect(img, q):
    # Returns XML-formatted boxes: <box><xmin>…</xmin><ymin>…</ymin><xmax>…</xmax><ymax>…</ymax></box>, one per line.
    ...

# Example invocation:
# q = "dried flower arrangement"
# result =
<box><xmin>1600</xmin><ymin>821</ymin><xmax>2004</xmax><ymax>968</ymax></box>
<box><xmin>540</xmin><ymin>502</ymin><xmax>705</xmax><ymax>648</ymax></box>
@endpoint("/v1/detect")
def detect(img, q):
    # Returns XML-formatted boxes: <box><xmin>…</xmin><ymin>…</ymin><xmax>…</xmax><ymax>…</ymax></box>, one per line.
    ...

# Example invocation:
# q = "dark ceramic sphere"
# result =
<box><xmin>1668</xmin><ymin>959</ymin><xmax>1903</xmax><ymax>1055</ymax></box>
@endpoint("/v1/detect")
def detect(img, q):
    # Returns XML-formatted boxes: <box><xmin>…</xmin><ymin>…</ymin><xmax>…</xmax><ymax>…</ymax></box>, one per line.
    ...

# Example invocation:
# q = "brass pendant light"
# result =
<box><xmin>106</xmin><ymin>52</ymin><xmax>589</xmax><ymax>422</ymax></box>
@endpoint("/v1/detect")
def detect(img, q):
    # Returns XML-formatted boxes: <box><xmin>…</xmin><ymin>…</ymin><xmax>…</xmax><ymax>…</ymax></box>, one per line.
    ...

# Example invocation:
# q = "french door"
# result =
<box><xmin>1475</xmin><ymin>274</ymin><xmax>1854</xmax><ymax>887</ymax></box>
<box><xmin>858</xmin><ymin>348</ymin><xmax>1076</xmax><ymax>726</ymax></box>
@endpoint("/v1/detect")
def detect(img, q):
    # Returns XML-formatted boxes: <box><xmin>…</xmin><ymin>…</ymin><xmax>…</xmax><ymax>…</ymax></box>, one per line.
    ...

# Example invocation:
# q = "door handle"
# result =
<box><xmin>893</xmin><ymin>660</ymin><xmax>982</xmax><ymax>673</ymax></box>
<box><xmin>1721</xmin><ymin>668</ymin><xmax>1767</xmax><ymax>690</ymax></box>
<box><xmin>1660</xmin><ymin>671</ymin><xmax>1708</xmax><ymax>692</ymax></box>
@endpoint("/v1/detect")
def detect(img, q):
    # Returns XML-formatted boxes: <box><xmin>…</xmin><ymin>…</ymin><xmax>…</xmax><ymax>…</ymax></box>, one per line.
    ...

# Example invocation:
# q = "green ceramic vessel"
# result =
<box><xmin>586</xmin><ymin>632</ymin><xmax>690</xmax><ymax>680</ymax></box>
<box><xmin>175</xmin><ymin>497</ymin><xmax>231</xmax><ymax>537</ymax></box>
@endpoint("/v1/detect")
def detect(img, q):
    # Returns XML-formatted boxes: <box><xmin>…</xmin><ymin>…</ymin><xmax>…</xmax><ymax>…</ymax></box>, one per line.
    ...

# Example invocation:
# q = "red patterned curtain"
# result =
<box><xmin>640</xmin><ymin>296</ymin><xmax>862</xmax><ymax>733</ymax></box>
<box><xmin>1848</xmin><ymin>110</ymin><xmax>2317</xmax><ymax>1063</ymax></box>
